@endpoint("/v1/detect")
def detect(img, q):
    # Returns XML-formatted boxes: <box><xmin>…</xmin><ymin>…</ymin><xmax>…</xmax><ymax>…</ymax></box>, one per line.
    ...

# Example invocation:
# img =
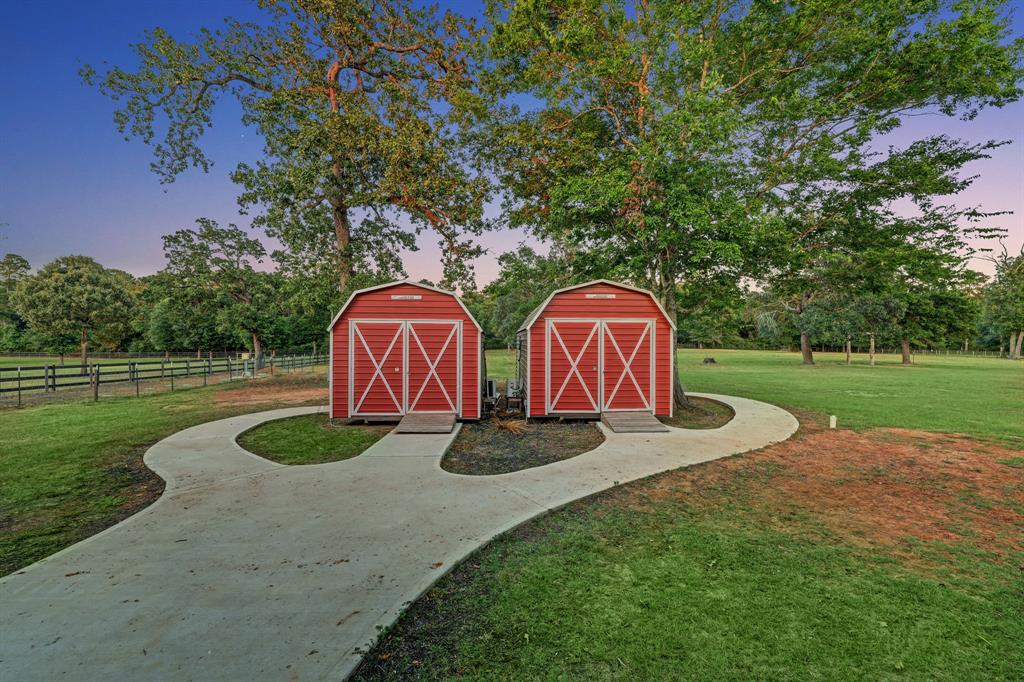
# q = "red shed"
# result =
<box><xmin>329</xmin><ymin>281</ymin><xmax>482</xmax><ymax>421</ymax></box>
<box><xmin>516</xmin><ymin>280</ymin><xmax>676</xmax><ymax>418</ymax></box>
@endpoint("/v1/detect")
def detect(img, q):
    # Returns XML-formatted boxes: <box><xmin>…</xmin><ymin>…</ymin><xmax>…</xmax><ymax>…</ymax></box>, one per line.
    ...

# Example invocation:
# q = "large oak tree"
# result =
<box><xmin>85</xmin><ymin>0</ymin><xmax>493</xmax><ymax>291</ymax></box>
<box><xmin>484</xmin><ymin>0</ymin><xmax>1022</xmax><ymax>404</ymax></box>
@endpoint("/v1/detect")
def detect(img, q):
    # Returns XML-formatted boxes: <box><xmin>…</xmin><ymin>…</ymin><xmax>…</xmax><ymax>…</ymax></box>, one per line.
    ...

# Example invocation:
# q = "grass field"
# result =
<box><xmin>2</xmin><ymin>347</ymin><xmax>1021</xmax><ymax>677</ymax></box>
<box><xmin>353</xmin><ymin>348</ymin><xmax>1023</xmax><ymax>679</ymax></box>
<box><xmin>0</xmin><ymin>370</ymin><xmax>327</xmax><ymax>574</ymax></box>
<box><xmin>485</xmin><ymin>348</ymin><xmax>1023</xmax><ymax>441</ymax></box>
<box><xmin>237</xmin><ymin>414</ymin><xmax>389</xmax><ymax>465</ymax></box>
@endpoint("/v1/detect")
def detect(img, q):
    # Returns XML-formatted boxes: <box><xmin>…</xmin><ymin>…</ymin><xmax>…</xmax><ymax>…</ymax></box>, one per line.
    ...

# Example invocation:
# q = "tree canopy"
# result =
<box><xmin>11</xmin><ymin>256</ymin><xmax>137</xmax><ymax>365</ymax></box>
<box><xmin>85</xmin><ymin>0</ymin><xmax>494</xmax><ymax>291</ymax></box>
<box><xmin>483</xmin><ymin>0</ymin><xmax>1022</xmax><ymax>395</ymax></box>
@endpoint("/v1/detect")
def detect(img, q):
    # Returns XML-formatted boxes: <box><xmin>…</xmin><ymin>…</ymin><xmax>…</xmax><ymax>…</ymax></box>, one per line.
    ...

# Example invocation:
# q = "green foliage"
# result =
<box><xmin>981</xmin><ymin>246</ymin><xmax>1024</xmax><ymax>354</ymax></box>
<box><xmin>0</xmin><ymin>253</ymin><xmax>30</xmax><ymax>313</ymax></box>
<box><xmin>84</xmin><ymin>0</ymin><xmax>494</xmax><ymax>289</ymax></box>
<box><xmin>10</xmin><ymin>256</ymin><xmax>137</xmax><ymax>359</ymax></box>
<box><xmin>483</xmin><ymin>0</ymin><xmax>1023</xmax><ymax>321</ymax></box>
<box><xmin>161</xmin><ymin>220</ymin><xmax>281</xmax><ymax>358</ymax></box>
<box><xmin>464</xmin><ymin>246</ymin><xmax>581</xmax><ymax>347</ymax></box>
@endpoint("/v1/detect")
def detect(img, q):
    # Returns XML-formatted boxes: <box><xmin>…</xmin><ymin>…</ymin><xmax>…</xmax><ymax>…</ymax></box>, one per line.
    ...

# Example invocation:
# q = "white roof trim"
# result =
<box><xmin>517</xmin><ymin>279</ymin><xmax>677</xmax><ymax>333</ymax></box>
<box><xmin>327</xmin><ymin>280</ymin><xmax>483</xmax><ymax>332</ymax></box>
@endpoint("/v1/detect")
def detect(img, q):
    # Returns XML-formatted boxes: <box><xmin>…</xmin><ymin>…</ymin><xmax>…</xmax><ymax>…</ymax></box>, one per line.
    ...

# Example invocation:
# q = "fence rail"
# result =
<box><xmin>0</xmin><ymin>350</ymin><xmax>305</xmax><ymax>360</ymax></box>
<box><xmin>0</xmin><ymin>354</ymin><xmax>326</xmax><ymax>405</ymax></box>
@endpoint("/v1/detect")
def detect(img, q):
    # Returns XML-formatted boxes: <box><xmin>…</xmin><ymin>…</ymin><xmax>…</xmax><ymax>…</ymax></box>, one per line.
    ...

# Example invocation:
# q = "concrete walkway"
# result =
<box><xmin>1</xmin><ymin>394</ymin><xmax>797</xmax><ymax>681</ymax></box>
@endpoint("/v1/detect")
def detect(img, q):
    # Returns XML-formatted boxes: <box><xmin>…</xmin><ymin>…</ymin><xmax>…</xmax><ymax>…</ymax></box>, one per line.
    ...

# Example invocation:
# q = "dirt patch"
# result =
<box><xmin>214</xmin><ymin>375</ymin><xmax>327</xmax><ymax>406</ymax></box>
<box><xmin>659</xmin><ymin>396</ymin><xmax>734</xmax><ymax>429</ymax></box>
<box><xmin>443</xmin><ymin>419</ymin><xmax>605</xmax><ymax>475</ymax></box>
<box><xmin>611</xmin><ymin>421</ymin><xmax>1024</xmax><ymax>559</ymax></box>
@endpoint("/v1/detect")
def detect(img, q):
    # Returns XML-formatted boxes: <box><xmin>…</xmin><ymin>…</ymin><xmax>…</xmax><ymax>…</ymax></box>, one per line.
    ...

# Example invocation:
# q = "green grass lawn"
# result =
<box><xmin>354</xmin><ymin>481</ymin><xmax>1022</xmax><ymax>680</ymax></box>
<box><xmin>349</xmin><ymin>348</ymin><xmax>1024</xmax><ymax>681</ymax></box>
<box><xmin>484</xmin><ymin>348</ymin><xmax>515</xmax><ymax>380</ymax></box>
<box><xmin>484</xmin><ymin>348</ymin><xmax>1023</xmax><ymax>441</ymax></box>
<box><xmin>0</xmin><ymin>372</ymin><xmax>327</xmax><ymax>574</ymax></box>
<box><xmin>676</xmin><ymin>349</ymin><xmax>1023</xmax><ymax>440</ymax></box>
<box><xmin>237</xmin><ymin>414</ymin><xmax>390</xmax><ymax>464</ymax></box>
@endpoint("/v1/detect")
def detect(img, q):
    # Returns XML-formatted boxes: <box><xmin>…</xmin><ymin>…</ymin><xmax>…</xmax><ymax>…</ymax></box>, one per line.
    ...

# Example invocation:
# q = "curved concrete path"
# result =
<box><xmin>1</xmin><ymin>394</ymin><xmax>797</xmax><ymax>681</ymax></box>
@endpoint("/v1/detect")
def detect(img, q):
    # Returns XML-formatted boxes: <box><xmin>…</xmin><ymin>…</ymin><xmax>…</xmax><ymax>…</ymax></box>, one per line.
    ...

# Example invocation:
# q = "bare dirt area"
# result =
<box><xmin>443</xmin><ymin>418</ymin><xmax>605</xmax><ymax>475</ymax></box>
<box><xmin>213</xmin><ymin>373</ymin><xmax>327</xmax><ymax>406</ymax></box>
<box><xmin>612</xmin><ymin>421</ymin><xmax>1024</xmax><ymax>561</ymax></box>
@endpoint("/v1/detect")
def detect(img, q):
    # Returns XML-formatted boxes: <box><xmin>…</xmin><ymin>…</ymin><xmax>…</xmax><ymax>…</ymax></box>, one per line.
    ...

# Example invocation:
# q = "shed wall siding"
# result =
<box><xmin>527</xmin><ymin>283</ymin><xmax>673</xmax><ymax>416</ymax></box>
<box><xmin>330</xmin><ymin>283</ymin><xmax>479</xmax><ymax>420</ymax></box>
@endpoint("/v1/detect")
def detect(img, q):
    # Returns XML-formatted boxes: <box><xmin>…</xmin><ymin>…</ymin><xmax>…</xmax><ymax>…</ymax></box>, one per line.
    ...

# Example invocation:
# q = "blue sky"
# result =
<box><xmin>0</xmin><ymin>0</ymin><xmax>1021</xmax><ymax>284</ymax></box>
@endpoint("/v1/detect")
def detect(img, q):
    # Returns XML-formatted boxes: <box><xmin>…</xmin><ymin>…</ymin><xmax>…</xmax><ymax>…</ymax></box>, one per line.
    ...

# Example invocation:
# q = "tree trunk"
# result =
<box><xmin>252</xmin><ymin>334</ymin><xmax>264</xmax><ymax>369</ymax></box>
<box><xmin>800</xmin><ymin>330</ymin><xmax>814</xmax><ymax>365</ymax></box>
<box><xmin>659</xmin><ymin>284</ymin><xmax>688</xmax><ymax>409</ymax></box>
<box><xmin>1014</xmin><ymin>331</ymin><xmax>1024</xmax><ymax>360</ymax></box>
<box><xmin>901</xmin><ymin>337</ymin><xmax>912</xmax><ymax>365</ymax></box>
<box><xmin>79</xmin><ymin>329</ymin><xmax>88</xmax><ymax>375</ymax></box>
<box><xmin>868</xmin><ymin>333</ymin><xmax>876</xmax><ymax>366</ymax></box>
<box><xmin>845</xmin><ymin>336</ymin><xmax>851</xmax><ymax>365</ymax></box>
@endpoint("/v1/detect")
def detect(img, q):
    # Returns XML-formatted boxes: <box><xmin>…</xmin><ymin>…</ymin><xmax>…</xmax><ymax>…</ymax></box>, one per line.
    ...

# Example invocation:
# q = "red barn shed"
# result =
<box><xmin>329</xmin><ymin>281</ymin><xmax>482</xmax><ymax>421</ymax></box>
<box><xmin>516</xmin><ymin>280</ymin><xmax>676</xmax><ymax>418</ymax></box>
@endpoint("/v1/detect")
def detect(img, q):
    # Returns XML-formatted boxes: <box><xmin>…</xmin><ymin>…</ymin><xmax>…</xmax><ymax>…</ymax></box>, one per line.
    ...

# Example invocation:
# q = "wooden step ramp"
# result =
<box><xmin>394</xmin><ymin>412</ymin><xmax>457</xmax><ymax>434</ymax></box>
<box><xmin>601</xmin><ymin>411</ymin><xmax>669</xmax><ymax>433</ymax></box>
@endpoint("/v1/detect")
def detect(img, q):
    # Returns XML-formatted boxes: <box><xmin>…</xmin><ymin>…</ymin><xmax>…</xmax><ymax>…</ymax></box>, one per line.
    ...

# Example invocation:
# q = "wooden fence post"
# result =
<box><xmin>17</xmin><ymin>366</ymin><xmax>22</xmax><ymax>407</ymax></box>
<box><xmin>93</xmin><ymin>364</ymin><xmax>100</xmax><ymax>402</ymax></box>
<box><xmin>170</xmin><ymin>361</ymin><xmax>175</xmax><ymax>391</ymax></box>
<box><xmin>133</xmin><ymin>362</ymin><xmax>140</xmax><ymax>397</ymax></box>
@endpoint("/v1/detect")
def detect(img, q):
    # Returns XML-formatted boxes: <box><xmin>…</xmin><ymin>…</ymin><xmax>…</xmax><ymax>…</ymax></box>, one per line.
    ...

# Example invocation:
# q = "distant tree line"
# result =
<box><xmin>0</xmin><ymin>225</ymin><xmax>343</xmax><ymax>364</ymax></box>
<box><xmin>1</xmin><ymin>236</ymin><xmax>1021</xmax><ymax>364</ymax></box>
<box><xmin>460</xmin><ymin>243</ymin><xmax>1024</xmax><ymax>362</ymax></box>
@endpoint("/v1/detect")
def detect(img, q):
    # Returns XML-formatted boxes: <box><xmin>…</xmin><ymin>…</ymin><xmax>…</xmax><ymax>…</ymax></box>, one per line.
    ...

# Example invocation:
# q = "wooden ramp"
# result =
<box><xmin>394</xmin><ymin>412</ymin><xmax>457</xmax><ymax>434</ymax></box>
<box><xmin>601</xmin><ymin>411</ymin><xmax>669</xmax><ymax>433</ymax></box>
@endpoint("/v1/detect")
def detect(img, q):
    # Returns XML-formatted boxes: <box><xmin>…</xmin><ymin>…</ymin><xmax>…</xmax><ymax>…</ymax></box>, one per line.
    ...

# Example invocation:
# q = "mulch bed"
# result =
<box><xmin>443</xmin><ymin>418</ymin><xmax>605</xmax><ymax>475</ymax></box>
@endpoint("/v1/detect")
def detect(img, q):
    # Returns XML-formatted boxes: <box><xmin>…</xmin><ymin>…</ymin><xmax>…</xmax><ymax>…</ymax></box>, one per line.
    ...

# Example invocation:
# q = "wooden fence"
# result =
<box><xmin>0</xmin><ymin>354</ymin><xmax>326</xmax><ymax>405</ymax></box>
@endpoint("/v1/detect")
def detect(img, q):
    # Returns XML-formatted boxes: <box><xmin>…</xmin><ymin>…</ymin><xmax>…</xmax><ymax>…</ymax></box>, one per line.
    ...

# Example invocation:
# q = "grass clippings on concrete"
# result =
<box><xmin>443</xmin><ymin>418</ymin><xmax>605</xmax><ymax>475</ymax></box>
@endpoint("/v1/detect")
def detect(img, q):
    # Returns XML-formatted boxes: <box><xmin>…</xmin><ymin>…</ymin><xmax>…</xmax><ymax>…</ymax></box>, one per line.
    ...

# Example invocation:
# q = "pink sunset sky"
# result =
<box><xmin>0</xmin><ymin>1</ymin><xmax>1021</xmax><ymax>286</ymax></box>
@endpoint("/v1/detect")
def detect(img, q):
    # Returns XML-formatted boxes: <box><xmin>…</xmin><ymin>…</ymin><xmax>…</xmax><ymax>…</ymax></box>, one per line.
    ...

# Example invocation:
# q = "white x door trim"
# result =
<box><xmin>348</xmin><ymin>319</ymin><xmax>462</xmax><ymax>418</ymax></box>
<box><xmin>545</xmin><ymin>318</ymin><xmax>657</xmax><ymax>415</ymax></box>
<box><xmin>546</xmin><ymin>320</ymin><xmax>600</xmax><ymax>413</ymax></box>
<box><xmin>603</xmin><ymin>321</ymin><xmax>652</xmax><ymax>411</ymax></box>
<box><xmin>407</xmin><ymin>322</ymin><xmax>459</xmax><ymax>412</ymax></box>
<box><xmin>351</xmin><ymin>322</ymin><xmax>404</xmax><ymax>416</ymax></box>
